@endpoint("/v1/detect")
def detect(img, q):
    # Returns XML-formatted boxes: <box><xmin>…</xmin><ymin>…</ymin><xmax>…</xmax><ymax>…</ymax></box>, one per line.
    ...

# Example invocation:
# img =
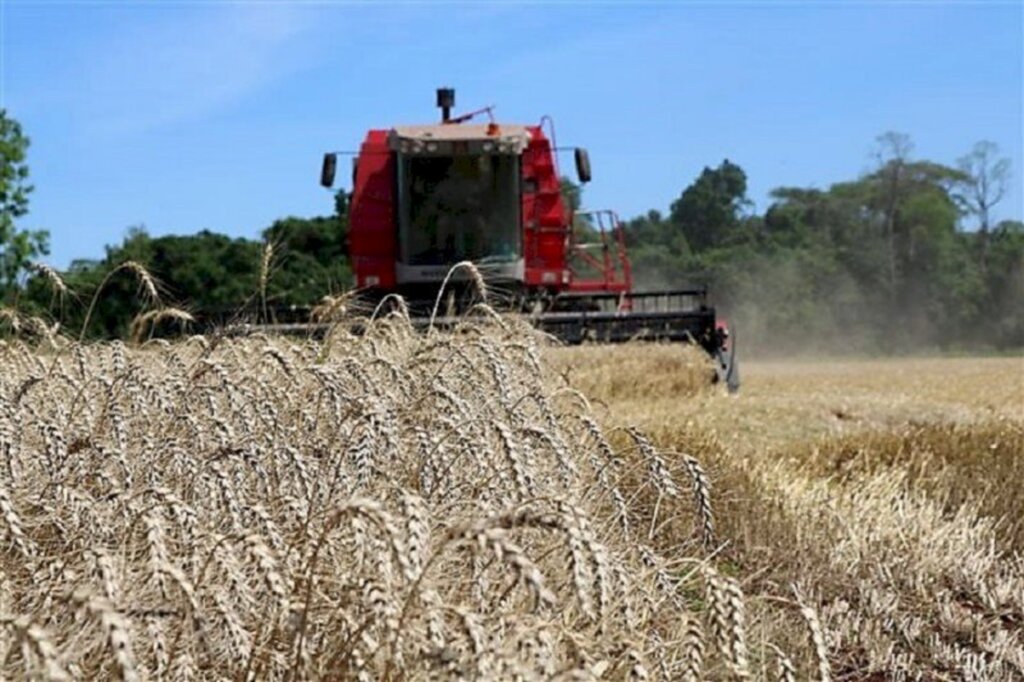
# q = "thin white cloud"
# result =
<box><xmin>69</xmin><ymin>4</ymin><xmax>318</xmax><ymax>135</ymax></box>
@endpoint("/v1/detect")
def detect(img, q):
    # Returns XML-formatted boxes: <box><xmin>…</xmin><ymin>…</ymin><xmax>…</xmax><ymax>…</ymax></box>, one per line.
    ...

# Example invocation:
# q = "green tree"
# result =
<box><xmin>45</xmin><ymin>227</ymin><xmax>262</xmax><ymax>337</ymax></box>
<box><xmin>620</xmin><ymin>136</ymin><xmax>1020</xmax><ymax>352</ymax></box>
<box><xmin>669</xmin><ymin>159</ymin><xmax>751</xmax><ymax>252</ymax></box>
<box><xmin>0</xmin><ymin>110</ymin><xmax>49</xmax><ymax>298</ymax></box>
<box><xmin>870</xmin><ymin>131</ymin><xmax>915</xmax><ymax>297</ymax></box>
<box><xmin>762</xmin><ymin>153</ymin><xmax>972</xmax><ymax>347</ymax></box>
<box><xmin>985</xmin><ymin>220</ymin><xmax>1024</xmax><ymax>346</ymax></box>
<box><xmin>956</xmin><ymin>141</ymin><xmax>1012</xmax><ymax>270</ymax></box>
<box><xmin>41</xmin><ymin>182</ymin><xmax>355</xmax><ymax>337</ymax></box>
<box><xmin>261</xmin><ymin>213</ymin><xmax>350</xmax><ymax>307</ymax></box>
<box><xmin>957</xmin><ymin>141</ymin><xmax>1011</xmax><ymax>235</ymax></box>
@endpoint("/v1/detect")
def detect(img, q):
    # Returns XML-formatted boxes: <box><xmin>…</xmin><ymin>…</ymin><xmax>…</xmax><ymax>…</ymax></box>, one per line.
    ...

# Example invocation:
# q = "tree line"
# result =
<box><xmin>623</xmin><ymin>133</ymin><xmax>1022</xmax><ymax>352</ymax></box>
<box><xmin>1</xmin><ymin>109</ymin><xmax>1021</xmax><ymax>350</ymax></box>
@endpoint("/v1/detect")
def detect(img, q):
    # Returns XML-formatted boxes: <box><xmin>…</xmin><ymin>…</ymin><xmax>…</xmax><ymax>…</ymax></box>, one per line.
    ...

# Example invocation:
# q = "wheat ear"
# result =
<box><xmin>794</xmin><ymin>588</ymin><xmax>831</xmax><ymax>682</ymax></box>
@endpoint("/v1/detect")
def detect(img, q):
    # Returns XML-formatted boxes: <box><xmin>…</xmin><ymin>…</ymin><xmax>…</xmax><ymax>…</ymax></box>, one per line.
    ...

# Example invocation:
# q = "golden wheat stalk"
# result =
<box><xmin>129</xmin><ymin>307</ymin><xmax>194</xmax><ymax>344</ymax></box>
<box><xmin>794</xmin><ymin>587</ymin><xmax>831</xmax><ymax>682</ymax></box>
<box><xmin>29</xmin><ymin>262</ymin><xmax>69</xmax><ymax>297</ymax></box>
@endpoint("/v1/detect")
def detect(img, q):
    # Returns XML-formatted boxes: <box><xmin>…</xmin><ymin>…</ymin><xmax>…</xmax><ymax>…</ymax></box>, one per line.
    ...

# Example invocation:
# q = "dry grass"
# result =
<box><xmin>0</xmin><ymin>312</ymin><xmax>1020</xmax><ymax>679</ymax></box>
<box><xmin>548</xmin><ymin>343</ymin><xmax>715</xmax><ymax>405</ymax></box>
<box><xmin>555</xmin><ymin>348</ymin><xmax>1024</xmax><ymax>680</ymax></box>
<box><xmin>798</xmin><ymin>419</ymin><xmax>1024</xmax><ymax>550</ymax></box>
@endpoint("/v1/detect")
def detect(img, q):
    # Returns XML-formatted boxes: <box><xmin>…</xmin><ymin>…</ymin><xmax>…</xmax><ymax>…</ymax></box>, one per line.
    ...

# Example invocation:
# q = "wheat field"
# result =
<box><xmin>0</xmin><ymin>309</ymin><xmax>1021</xmax><ymax>679</ymax></box>
<box><xmin>554</xmin><ymin>347</ymin><xmax>1024</xmax><ymax>680</ymax></box>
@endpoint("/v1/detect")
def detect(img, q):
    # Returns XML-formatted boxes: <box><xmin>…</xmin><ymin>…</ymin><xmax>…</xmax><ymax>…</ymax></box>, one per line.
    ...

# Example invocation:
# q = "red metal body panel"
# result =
<box><xmin>348</xmin><ymin>130</ymin><xmax>396</xmax><ymax>288</ymax></box>
<box><xmin>521</xmin><ymin>126</ymin><xmax>570</xmax><ymax>288</ymax></box>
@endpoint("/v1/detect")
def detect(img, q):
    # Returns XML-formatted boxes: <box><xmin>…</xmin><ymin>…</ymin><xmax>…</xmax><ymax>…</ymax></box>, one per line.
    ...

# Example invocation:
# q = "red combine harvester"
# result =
<box><xmin>319</xmin><ymin>88</ymin><xmax>738</xmax><ymax>391</ymax></box>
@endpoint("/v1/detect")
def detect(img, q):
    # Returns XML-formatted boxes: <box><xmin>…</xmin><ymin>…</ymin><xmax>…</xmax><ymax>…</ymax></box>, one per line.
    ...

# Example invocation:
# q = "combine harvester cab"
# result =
<box><xmin>319</xmin><ymin>88</ymin><xmax>739</xmax><ymax>392</ymax></box>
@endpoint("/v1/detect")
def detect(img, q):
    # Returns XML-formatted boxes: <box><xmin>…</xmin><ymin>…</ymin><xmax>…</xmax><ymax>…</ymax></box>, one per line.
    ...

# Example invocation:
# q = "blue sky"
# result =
<box><xmin>1</xmin><ymin>1</ymin><xmax>1021</xmax><ymax>268</ymax></box>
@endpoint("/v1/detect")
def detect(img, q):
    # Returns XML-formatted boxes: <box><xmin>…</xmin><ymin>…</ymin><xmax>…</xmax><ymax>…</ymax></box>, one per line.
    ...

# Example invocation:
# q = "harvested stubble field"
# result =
<box><xmin>0</xmin><ymin>314</ymin><xmax>1021</xmax><ymax>680</ymax></box>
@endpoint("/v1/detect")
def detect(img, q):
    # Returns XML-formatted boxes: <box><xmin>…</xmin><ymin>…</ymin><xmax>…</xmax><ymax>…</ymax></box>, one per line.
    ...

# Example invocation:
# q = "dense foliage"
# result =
<box><xmin>624</xmin><ymin>136</ymin><xmax>1023</xmax><ymax>352</ymax></box>
<box><xmin>2</xmin><ymin>107</ymin><xmax>1020</xmax><ymax>350</ymax></box>
<box><xmin>0</xmin><ymin>109</ymin><xmax>49</xmax><ymax>297</ymax></box>
<box><xmin>21</xmin><ymin>209</ymin><xmax>349</xmax><ymax>338</ymax></box>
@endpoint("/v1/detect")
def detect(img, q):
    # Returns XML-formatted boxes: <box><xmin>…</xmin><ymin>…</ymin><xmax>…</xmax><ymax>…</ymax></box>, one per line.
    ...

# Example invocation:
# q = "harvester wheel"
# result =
<box><xmin>714</xmin><ymin>336</ymin><xmax>740</xmax><ymax>394</ymax></box>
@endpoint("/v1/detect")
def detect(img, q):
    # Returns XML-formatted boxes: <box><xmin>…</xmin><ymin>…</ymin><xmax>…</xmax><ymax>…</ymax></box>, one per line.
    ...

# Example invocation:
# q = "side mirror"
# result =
<box><xmin>320</xmin><ymin>153</ymin><xmax>337</xmax><ymax>188</ymax></box>
<box><xmin>574</xmin><ymin>147</ymin><xmax>592</xmax><ymax>184</ymax></box>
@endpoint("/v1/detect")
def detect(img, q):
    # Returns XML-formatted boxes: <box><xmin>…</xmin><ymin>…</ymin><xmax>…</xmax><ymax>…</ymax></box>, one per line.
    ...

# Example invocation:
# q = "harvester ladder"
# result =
<box><xmin>568</xmin><ymin>209</ymin><xmax>633</xmax><ymax>304</ymax></box>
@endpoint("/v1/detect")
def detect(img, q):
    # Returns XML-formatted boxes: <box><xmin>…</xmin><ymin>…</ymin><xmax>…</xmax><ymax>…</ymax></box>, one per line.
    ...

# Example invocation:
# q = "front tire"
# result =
<box><xmin>714</xmin><ymin>338</ymin><xmax>740</xmax><ymax>394</ymax></box>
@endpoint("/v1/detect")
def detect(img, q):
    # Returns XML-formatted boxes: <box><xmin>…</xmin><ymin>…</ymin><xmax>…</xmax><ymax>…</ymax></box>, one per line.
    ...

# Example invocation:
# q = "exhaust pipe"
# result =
<box><xmin>437</xmin><ymin>87</ymin><xmax>455</xmax><ymax>123</ymax></box>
